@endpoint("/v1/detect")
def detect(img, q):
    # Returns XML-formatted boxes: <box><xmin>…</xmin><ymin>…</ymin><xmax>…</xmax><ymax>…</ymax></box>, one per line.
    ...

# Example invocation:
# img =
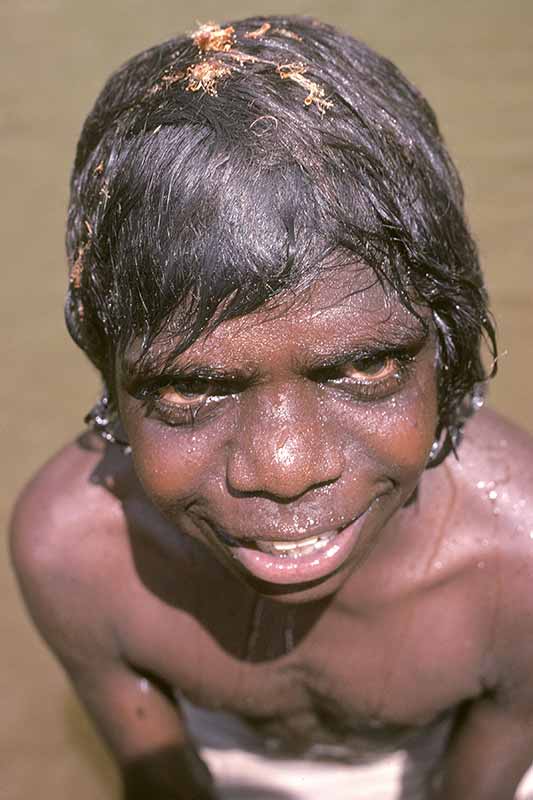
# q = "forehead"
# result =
<box><xmin>125</xmin><ymin>265</ymin><xmax>425</xmax><ymax>372</ymax></box>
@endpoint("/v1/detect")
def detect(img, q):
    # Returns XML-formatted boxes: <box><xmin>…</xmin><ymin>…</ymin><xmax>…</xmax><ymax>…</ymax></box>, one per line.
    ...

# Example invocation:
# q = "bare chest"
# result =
<box><xmin>132</xmin><ymin>593</ymin><xmax>474</xmax><ymax>763</ymax></box>
<box><xmin>117</xmin><ymin>517</ymin><xmax>485</xmax><ymax>764</ymax></box>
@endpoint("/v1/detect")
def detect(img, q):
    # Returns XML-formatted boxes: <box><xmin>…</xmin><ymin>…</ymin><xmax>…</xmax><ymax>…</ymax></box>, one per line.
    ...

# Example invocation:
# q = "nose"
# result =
<box><xmin>226</xmin><ymin>383</ymin><xmax>345</xmax><ymax>500</ymax></box>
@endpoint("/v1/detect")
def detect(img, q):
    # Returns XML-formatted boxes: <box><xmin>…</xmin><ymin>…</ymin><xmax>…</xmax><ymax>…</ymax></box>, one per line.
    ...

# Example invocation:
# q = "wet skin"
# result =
<box><xmin>10</xmin><ymin>269</ymin><xmax>533</xmax><ymax>799</ymax></box>
<box><xmin>119</xmin><ymin>268</ymin><xmax>438</xmax><ymax>603</ymax></box>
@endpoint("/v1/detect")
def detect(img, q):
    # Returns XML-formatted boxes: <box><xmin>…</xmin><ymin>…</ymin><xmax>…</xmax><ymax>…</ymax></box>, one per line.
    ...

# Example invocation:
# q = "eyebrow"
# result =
<box><xmin>121</xmin><ymin>356</ymin><xmax>260</xmax><ymax>387</ymax></box>
<box><xmin>296</xmin><ymin>327</ymin><xmax>430</xmax><ymax>373</ymax></box>
<box><xmin>121</xmin><ymin>326</ymin><xmax>430</xmax><ymax>385</ymax></box>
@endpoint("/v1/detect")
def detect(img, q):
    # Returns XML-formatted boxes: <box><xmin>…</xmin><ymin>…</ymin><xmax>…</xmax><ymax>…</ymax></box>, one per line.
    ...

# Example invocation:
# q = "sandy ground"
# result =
<box><xmin>1</xmin><ymin>1</ymin><xmax>532</xmax><ymax>797</ymax></box>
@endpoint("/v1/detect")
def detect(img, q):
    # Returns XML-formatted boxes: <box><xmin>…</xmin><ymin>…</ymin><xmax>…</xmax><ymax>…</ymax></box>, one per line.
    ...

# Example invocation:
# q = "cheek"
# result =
<box><xmin>354</xmin><ymin>373</ymin><xmax>438</xmax><ymax>479</ymax></box>
<box><xmin>123</xmin><ymin>408</ymin><xmax>223</xmax><ymax>504</ymax></box>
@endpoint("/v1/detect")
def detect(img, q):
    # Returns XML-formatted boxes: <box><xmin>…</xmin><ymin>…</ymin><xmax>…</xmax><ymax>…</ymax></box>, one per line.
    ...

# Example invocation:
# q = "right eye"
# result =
<box><xmin>157</xmin><ymin>379</ymin><xmax>213</xmax><ymax>407</ymax></box>
<box><xmin>136</xmin><ymin>376</ymin><xmax>237</xmax><ymax>428</ymax></box>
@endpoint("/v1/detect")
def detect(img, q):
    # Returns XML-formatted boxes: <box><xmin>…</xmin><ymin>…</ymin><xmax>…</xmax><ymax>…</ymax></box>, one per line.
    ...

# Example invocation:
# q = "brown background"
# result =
<box><xmin>1</xmin><ymin>1</ymin><xmax>531</xmax><ymax>797</ymax></box>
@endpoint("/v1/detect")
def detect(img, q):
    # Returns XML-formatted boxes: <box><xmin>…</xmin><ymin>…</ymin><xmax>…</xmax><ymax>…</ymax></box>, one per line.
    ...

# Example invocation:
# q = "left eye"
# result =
<box><xmin>344</xmin><ymin>355</ymin><xmax>399</xmax><ymax>381</ymax></box>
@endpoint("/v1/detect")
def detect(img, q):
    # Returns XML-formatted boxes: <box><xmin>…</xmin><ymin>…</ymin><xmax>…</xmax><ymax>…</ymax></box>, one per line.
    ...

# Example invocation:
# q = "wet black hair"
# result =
<box><xmin>65</xmin><ymin>14</ymin><xmax>496</xmax><ymax>465</ymax></box>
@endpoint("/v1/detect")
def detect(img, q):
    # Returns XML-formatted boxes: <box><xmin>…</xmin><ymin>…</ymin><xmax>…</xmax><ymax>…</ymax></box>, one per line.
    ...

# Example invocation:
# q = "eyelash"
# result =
<box><xmin>133</xmin><ymin>350</ymin><xmax>416</xmax><ymax>428</ymax></box>
<box><xmin>135</xmin><ymin>381</ymin><xmax>230</xmax><ymax>427</ymax></box>
<box><xmin>322</xmin><ymin>352</ymin><xmax>415</xmax><ymax>401</ymax></box>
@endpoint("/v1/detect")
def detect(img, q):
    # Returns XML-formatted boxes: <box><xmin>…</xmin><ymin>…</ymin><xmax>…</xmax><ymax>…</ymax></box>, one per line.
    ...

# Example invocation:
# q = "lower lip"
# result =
<box><xmin>219</xmin><ymin>508</ymin><xmax>373</xmax><ymax>586</ymax></box>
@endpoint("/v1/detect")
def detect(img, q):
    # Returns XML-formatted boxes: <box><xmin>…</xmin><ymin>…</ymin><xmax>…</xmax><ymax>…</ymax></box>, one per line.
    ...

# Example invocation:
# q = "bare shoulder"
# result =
<box><xmin>451</xmin><ymin>408</ymin><xmax>533</xmax><ymax>688</ymax></box>
<box><xmin>9</xmin><ymin>433</ymin><xmax>132</xmax><ymax>669</ymax></box>
<box><xmin>10</xmin><ymin>432</ymin><xmax>129</xmax><ymax>575</ymax></box>
<box><xmin>453</xmin><ymin>406</ymin><xmax>533</xmax><ymax>538</ymax></box>
<box><xmin>460</xmin><ymin>406</ymin><xmax>533</xmax><ymax>481</ymax></box>
<box><xmin>415</xmin><ymin>407</ymin><xmax>533</xmax><ymax>559</ymax></box>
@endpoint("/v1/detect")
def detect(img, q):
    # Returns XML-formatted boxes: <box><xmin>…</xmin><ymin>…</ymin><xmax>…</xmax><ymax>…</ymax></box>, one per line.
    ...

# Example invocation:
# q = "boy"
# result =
<box><xmin>10</xmin><ymin>14</ymin><xmax>533</xmax><ymax>800</ymax></box>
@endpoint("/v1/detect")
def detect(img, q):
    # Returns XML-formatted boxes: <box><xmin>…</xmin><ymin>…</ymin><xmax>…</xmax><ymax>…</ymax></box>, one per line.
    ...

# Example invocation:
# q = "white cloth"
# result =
<box><xmin>181</xmin><ymin>700</ymin><xmax>533</xmax><ymax>799</ymax></box>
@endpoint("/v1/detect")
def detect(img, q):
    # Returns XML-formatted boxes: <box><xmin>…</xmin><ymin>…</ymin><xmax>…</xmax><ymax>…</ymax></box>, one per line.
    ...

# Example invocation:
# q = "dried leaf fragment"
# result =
<box><xmin>70</xmin><ymin>220</ymin><xmax>94</xmax><ymax>289</ymax></box>
<box><xmin>277</xmin><ymin>62</ymin><xmax>307</xmax><ymax>80</ymax></box>
<box><xmin>161</xmin><ymin>69</ymin><xmax>186</xmax><ymax>86</ymax></box>
<box><xmin>245</xmin><ymin>22</ymin><xmax>271</xmax><ymax>39</ymax></box>
<box><xmin>277</xmin><ymin>62</ymin><xmax>333</xmax><ymax>114</ymax></box>
<box><xmin>226</xmin><ymin>50</ymin><xmax>258</xmax><ymax>66</ymax></box>
<box><xmin>273</xmin><ymin>28</ymin><xmax>303</xmax><ymax>41</ymax></box>
<box><xmin>186</xmin><ymin>60</ymin><xmax>232</xmax><ymax>95</ymax></box>
<box><xmin>70</xmin><ymin>244</ymin><xmax>87</xmax><ymax>289</ymax></box>
<box><xmin>192</xmin><ymin>22</ymin><xmax>235</xmax><ymax>52</ymax></box>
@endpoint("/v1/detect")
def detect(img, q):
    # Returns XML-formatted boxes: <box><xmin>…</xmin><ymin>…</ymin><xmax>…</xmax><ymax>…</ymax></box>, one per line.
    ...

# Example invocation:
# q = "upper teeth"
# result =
<box><xmin>255</xmin><ymin>533</ymin><xmax>335</xmax><ymax>555</ymax></box>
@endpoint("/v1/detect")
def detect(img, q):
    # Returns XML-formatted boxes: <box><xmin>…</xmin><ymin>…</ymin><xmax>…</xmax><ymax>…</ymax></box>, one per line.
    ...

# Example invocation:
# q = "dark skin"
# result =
<box><xmin>10</xmin><ymin>267</ymin><xmax>533</xmax><ymax>799</ymax></box>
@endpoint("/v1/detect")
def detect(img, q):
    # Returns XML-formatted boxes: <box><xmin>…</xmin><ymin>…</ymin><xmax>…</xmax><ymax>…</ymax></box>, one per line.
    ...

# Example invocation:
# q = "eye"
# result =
<box><xmin>344</xmin><ymin>354</ymin><xmax>399</xmax><ymax>382</ymax></box>
<box><xmin>313</xmin><ymin>350</ymin><xmax>415</xmax><ymax>402</ymax></box>
<box><xmin>157</xmin><ymin>378</ymin><xmax>214</xmax><ymax>406</ymax></box>
<box><xmin>130</xmin><ymin>371</ymin><xmax>242</xmax><ymax>428</ymax></box>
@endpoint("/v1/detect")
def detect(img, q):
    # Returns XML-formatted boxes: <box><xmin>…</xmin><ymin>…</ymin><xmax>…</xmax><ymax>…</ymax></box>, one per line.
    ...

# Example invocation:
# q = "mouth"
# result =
<box><xmin>210</xmin><ymin>502</ymin><xmax>379</xmax><ymax>586</ymax></box>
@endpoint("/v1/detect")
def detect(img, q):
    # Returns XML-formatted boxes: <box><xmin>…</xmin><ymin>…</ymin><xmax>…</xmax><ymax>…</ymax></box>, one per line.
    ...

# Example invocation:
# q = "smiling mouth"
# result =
<box><xmin>215</xmin><ymin>529</ymin><xmax>339</xmax><ymax>558</ymax></box>
<box><xmin>208</xmin><ymin>502</ymin><xmax>377</xmax><ymax>586</ymax></box>
<box><xmin>202</xmin><ymin>482</ymin><xmax>394</xmax><ymax>587</ymax></box>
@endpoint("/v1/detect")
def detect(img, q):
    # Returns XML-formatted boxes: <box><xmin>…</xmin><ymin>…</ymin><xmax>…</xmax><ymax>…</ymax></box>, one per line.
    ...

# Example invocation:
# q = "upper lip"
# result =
<box><xmin>209</xmin><ymin>503</ymin><xmax>376</xmax><ymax>546</ymax></box>
<box><xmin>218</xmin><ymin>528</ymin><xmax>338</xmax><ymax>545</ymax></box>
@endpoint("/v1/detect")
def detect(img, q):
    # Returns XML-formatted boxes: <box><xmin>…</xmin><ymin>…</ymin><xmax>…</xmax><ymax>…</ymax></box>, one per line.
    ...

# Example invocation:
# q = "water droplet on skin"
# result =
<box><xmin>477</xmin><ymin>480</ymin><xmax>486</xmax><ymax>490</ymax></box>
<box><xmin>488</xmin><ymin>490</ymin><xmax>498</xmax><ymax>501</ymax></box>
<box><xmin>139</xmin><ymin>678</ymin><xmax>150</xmax><ymax>693</ymax></box>
<box><xmin>477</xmin><ymin>561</ymin><xmax>485</xmax><ymax>569</ymax></box>
<box><xmin>435</xmin><ymin>561</ymin><xmax>443</xmax><ymax>570</ymax></box>
<box><xmin>530</xmin><ymin>531</ymin><xmax>533</xmax><ymax>540</ymax></box>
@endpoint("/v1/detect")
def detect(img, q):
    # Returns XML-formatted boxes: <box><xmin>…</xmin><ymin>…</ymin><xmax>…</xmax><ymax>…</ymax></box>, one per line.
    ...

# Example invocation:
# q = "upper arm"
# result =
<box><xmin>9</xmin><ymin>445</ymin><xmax>120</xmax><ymax>676</ymax></box>
<box><xmin>436</xmin><ymin>499</ymin><xmax>533</xmax><ymax>799</ymax></box>
<box><xmin>435</xmin><ymin>694</ymin><xmax>533</xmax><ymax>800</ymax></box>
<box><xmin>9</xmin><ymin>451</ymin><xmax>188</xmax><ymax>765</ymax></box>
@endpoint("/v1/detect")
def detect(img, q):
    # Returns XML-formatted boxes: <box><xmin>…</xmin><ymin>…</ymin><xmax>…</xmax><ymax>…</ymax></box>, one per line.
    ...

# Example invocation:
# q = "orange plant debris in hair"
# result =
<box><xmin>192</xmin><ymin>22</ymin><xmax>235</xmax><ymax>52</ymax></box>
<box><xmin>69</xmin><ymin>247</ymin><xmax>85</xmax><ymax>290</ymax></box>
<box><xmin>146</xmin><ymin>21</ymin><xmax>332</xmax><ymax>112</ymax></box>
<box><xmin>69</xmin><ymin>219</ymin><xmax>94</xmax><ymax>290</ymax></box>
<box><xmin>186</xmin><ymin>60</ymin><xmax>232</xmax><ymax>95</ymax></box>
<box><xmin>244</xmin><ymin>22</ymin><xmax>271</xmax><ymax>39</ymax></box>
<box><xmin>161</xmin><ymin>69</ymin><xmax>186</xmax><ymax>86</ymax></box>
<box><xmin>277</xmin><ymin>63</ymin><xmax>333</xmax><ymax>114</ymax></box>
<box><xmin>273</xmin><ymin>27</ymin><xmax>303</xmax><ymax>41</ymax></box>
<box><xmin>226</xmin><ymin>51</ymin><xmax>258</xmax><ymax>66</ymax></box>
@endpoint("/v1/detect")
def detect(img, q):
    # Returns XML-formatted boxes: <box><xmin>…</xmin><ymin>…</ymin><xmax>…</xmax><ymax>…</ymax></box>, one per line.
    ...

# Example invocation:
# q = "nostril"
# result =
<box><xmin>226</xmin><ymin>434</ymin><xmax>344</xmax><ymax>500</ymax></box>
<box><xmin>226</xmin><ymin>475</ymin><xmax>341</xmax><ymax>503</ymax></box>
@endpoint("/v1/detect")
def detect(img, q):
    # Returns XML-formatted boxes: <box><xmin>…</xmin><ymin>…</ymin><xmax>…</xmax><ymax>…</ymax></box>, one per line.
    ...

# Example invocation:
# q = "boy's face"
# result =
<box><xmin>118</xmin><ymin>266</ymin><xmax>438</xmax><ymax>603</ymax></box>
